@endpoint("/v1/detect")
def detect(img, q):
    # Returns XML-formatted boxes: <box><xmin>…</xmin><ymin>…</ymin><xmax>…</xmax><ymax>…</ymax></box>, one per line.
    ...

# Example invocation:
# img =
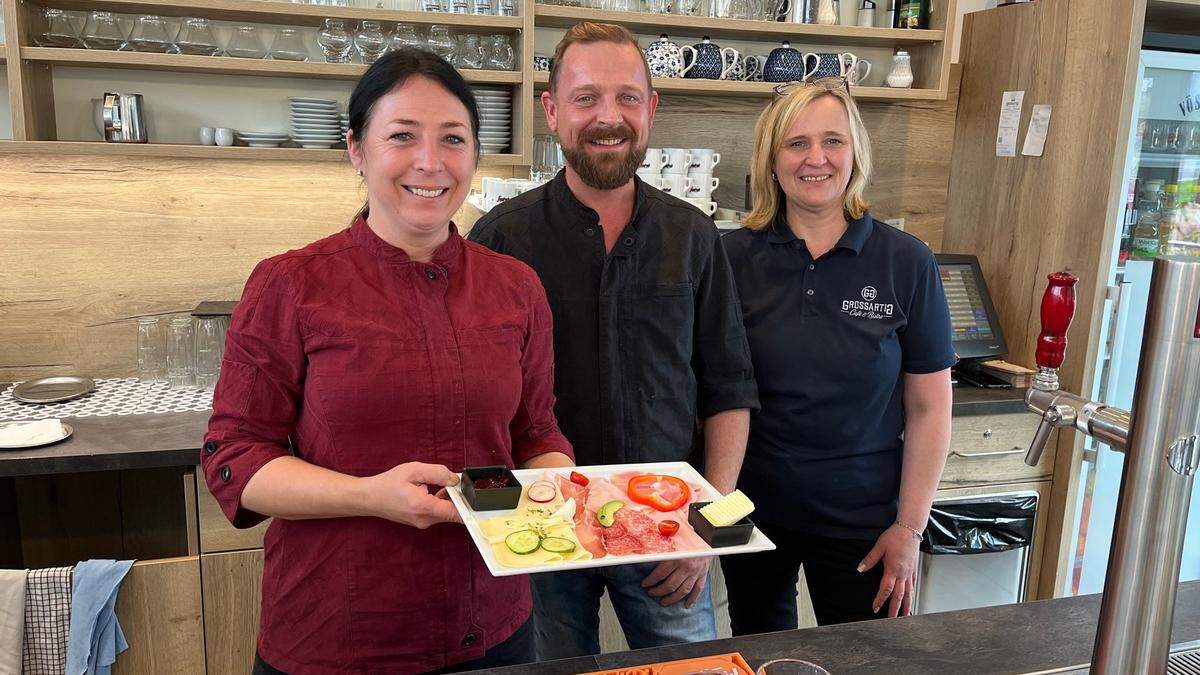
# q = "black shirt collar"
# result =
<box><xmin>767</xmin><ymin>210</ymin><xmax>875</xmax><ymax>255</ymax></box>
<box><xmin>547</xmin><ymin>169</ymin><xmax>652</xmax><ymax>234</ymax></box>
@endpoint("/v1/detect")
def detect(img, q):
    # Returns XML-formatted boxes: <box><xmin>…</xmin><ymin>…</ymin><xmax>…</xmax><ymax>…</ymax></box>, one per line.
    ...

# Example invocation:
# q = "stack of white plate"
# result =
<box><xmin>236</xmin><ymin>131</ymin><xmax>289</xmax><ymax>148</ymax></box>
<box><xmin>473</xmin><ymin>87</ymin><xmax>511</xmax><ymax>155</ymax></box>
<box><xmin>340</xmin><ymin>112</ymin><xmax>350</xmax><ymax>145</ymax></box>
<box><xmin>289</xmin><ymin>97</ymin><xmax>342</xmax><ymax>149</ymax></box>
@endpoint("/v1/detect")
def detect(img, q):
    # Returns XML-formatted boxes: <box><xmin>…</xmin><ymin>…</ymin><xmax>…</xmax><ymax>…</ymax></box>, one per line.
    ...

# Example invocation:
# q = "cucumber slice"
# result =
<box><xmin>540</xmin><ymin>537</ymin><xmax>576</xmax><ymax>554</ymax></box>
<box><xmin>504</xmin><ymin>530</ymin><xmax>541</xmax><ymax>555</ymax></box>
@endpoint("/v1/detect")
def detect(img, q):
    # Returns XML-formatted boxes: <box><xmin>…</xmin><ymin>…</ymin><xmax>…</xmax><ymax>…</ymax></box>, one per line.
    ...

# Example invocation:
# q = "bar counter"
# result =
<box><xmin>471</xmin><ymin>581</ymin><xmax>1200</xmax><ymax>675</ymax></box>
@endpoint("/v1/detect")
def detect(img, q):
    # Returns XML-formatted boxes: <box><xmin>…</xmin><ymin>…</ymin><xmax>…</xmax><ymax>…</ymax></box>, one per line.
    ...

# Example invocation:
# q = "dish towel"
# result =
<box><xmin>66</xmin><ymin>560</ymin><xmax>134</xmax><ymax>675</ymax></box>
<box><xmin>0</xmin><ymin>569</ymin><xmax>28</xmax><ymax>675</ymax></box>
<box><xmin>23</xmin><ymin>566</ymin><xmax>72</xmax><ymax>675</ymax></box>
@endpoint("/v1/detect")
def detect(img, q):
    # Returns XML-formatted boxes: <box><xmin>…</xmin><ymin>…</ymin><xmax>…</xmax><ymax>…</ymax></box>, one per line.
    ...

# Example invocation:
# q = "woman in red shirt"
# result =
<box><xmin>202</xmin><ymin>49</ymin><xmax>574</xmax><ymax>674</ymax></box>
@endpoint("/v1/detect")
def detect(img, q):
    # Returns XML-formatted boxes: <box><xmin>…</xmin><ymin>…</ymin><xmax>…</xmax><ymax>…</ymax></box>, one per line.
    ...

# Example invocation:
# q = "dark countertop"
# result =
<box><xmin>470</xmin><ymin>581</ymin><xmax>1200</xmax><ymax>675</ymax></box>
<box><xmin>0</xmin><ymin>385</ymin><xmax>1027</xmax><ymax>478</ymax></box>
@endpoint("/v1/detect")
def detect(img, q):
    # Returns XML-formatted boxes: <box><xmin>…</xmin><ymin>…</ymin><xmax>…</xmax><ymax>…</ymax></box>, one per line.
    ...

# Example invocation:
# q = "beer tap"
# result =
<box><xmin>1024</xmin><ymin>272</ymin><xmax>1131</xmax><ymax>467</ymax></box>
<box><xmin>1022</xmin><ymin>259</ymin><xmax>1200</xmax><ymax>674</ymax></box>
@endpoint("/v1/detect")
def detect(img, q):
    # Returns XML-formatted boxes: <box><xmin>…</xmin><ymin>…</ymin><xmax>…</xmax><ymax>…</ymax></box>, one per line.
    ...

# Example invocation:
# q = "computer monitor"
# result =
<box><xmin>936</xmin><ymin>254</ymin><xmax>1008</xmax><ymax>361</ymax></box>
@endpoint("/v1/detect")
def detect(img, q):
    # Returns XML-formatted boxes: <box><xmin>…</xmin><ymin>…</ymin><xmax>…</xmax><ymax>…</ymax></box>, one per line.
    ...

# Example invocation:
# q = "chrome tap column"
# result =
<box><xmin>1022</xmin><ymin>257</ymin><xmax>1200</xmax><ymax>675</ymax></box>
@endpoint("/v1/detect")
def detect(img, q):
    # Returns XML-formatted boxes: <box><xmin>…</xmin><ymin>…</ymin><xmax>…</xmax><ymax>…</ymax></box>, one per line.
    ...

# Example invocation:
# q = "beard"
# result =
<box><xmin>560</xmin><ymin>124</ymin><xmax>647</xmax><ymax>191</ymax></box>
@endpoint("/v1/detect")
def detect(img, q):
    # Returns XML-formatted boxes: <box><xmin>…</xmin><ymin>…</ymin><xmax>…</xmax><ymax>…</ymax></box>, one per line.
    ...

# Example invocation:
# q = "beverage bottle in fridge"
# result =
<box><xmin>1131</xmin><ymin>197</ymin><xmax>1161</xmax><ymax>260</ymax></box>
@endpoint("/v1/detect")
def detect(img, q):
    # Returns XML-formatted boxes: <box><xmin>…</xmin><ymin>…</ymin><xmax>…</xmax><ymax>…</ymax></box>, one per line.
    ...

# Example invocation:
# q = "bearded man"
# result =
<box><xmin>468</xmin><ymin>21</ymin><xmax>758</xmax><ymax>660</ymax></box>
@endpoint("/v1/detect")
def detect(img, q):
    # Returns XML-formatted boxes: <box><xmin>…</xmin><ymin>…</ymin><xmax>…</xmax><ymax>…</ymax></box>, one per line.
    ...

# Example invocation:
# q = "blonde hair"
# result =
<box><xmin>742</xmin><ymin>85</ymin><xmax>873</xmax><ymax>231</ymax></box>
<box><xmin>549</xmin><ymin>22</ymin><xmax>653</xmax><ymax>94</ymax></box>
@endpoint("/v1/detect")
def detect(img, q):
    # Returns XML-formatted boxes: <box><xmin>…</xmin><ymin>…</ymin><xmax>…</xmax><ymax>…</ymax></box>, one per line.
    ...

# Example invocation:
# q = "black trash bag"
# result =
<box><xmin>921</xmin><ymin>495</ymin><xmax>1037</xmax><ymax>555</ymax></box>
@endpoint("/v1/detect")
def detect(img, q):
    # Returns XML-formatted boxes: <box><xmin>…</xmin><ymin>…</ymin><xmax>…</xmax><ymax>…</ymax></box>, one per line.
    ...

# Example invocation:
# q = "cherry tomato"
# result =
<box><xmin>658</xmin><ymin>519</ymin><xmax>680</xmax><ymax>537</ymax></box>
<box><xmin>627</xmin><ymin>475</ymin><xmax>691</xmax><ymax>512</ymax></box>
<box><xmin>569</xmin><ymin>471</ymin><xmax>590</xmax><ymax>487</ymax></box>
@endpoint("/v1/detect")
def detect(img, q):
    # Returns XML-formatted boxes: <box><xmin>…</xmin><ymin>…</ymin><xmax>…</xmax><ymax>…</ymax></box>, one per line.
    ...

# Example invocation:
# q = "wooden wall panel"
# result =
<box><xmin>113</xmin><ymin>557</ymin><xmax>206</xmax><ymax>675</ymax></box>
<box><xmin>532</xmin><ymin>65</ymin><xmax>962</xmax><ymax>249</ymax></box>
<box><xmin>0</xmin><ymin>154</ymin><xmax>515</xmax><ymax>379</ymax></box>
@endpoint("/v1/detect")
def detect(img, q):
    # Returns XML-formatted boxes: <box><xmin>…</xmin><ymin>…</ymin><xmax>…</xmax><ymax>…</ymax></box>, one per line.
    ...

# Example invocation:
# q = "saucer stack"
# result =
<box><xmin>472</xmin><ymin>86</ymin><xmax>511</xmax><ymax>155</ymax></box>
<box><xmin>236</xmin><ymin>130</ymin><xmax>289</xmax><ymax>148</ymax></box>
<box><xmin>339</xmin><ymin>112</ymin><xmax>350</xmax><ymax>145</ymax></box>
<box><xmin>289</xmin><ymin>97</ymin><xmax>342</xmax><ymax>149</ymax></box>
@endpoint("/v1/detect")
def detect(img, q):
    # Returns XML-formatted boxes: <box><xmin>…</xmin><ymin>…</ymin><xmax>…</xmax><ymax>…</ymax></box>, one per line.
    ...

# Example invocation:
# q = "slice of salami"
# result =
<box><xmin>604</xmin><ymin>534</ymin><xmax>643</xmax><ymax>556</ymax></box>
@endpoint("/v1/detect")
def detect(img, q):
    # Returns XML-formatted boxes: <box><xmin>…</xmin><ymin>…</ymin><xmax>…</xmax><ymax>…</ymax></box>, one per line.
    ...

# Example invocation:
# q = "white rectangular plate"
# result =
<box><xmin>448</xmin><ymin>461</ymin><xmax>776</xmax><ymax>577</ymax></box>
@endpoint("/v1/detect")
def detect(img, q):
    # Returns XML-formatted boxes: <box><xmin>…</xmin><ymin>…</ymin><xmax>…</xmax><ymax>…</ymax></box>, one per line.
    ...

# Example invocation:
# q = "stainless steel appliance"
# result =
<box><xmin>1023</xmin><ymin>257</ymin><xmax>1200</xmax><ymax>674</ymax></box>
<box><xmin>101</xmin><ymin>92</ymin><xmax>148</xmax><ymax>143</ymax></box>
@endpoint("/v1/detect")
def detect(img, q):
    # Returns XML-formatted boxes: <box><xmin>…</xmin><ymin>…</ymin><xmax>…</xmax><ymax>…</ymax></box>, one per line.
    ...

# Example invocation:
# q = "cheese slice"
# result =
<box><xmin>700</xmin><ymin>490</ymin><xmax>755</xmax><ymax>527</ymax></box>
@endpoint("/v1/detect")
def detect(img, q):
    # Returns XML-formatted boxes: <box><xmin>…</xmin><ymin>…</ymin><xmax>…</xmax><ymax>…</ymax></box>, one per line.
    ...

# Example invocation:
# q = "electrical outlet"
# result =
<box><xmin>884</xmin><ymin>218</ymin><xmax>905</xmax><ymax>231</ymax></box>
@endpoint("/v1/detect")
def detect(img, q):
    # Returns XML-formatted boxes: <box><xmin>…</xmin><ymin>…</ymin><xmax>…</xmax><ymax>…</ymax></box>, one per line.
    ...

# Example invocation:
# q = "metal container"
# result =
<box><xmin>102</xmin><ymin>92</ymin><xmax>148</xmax><ymax>143</ymax></box>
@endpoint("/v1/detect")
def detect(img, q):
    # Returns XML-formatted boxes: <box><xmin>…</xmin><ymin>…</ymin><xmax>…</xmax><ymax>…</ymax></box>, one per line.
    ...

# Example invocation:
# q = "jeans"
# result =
<box><xmin>531</xmin><ymin>561</ymin><xmax>717</xmax><ymax>660</ymax></box>
<box><xmin>720</xmin><ymin>520</ymin><xmax>887</xmax><ymax>634</ymax></box>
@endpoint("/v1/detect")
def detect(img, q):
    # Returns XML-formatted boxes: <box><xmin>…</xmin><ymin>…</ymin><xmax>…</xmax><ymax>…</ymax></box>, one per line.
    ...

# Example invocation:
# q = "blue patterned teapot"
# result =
<box><xmin>644</xmin><ymin>34</ymin><xmax>684</xmax><ymax>79</ymax></box>
<box><xmin>680</xmin><ymin>36</ymin><xmax>736</xmax><ymax>80</ymax></box>
<box><xmin>763</xmin><ymin>40</ymin><xmax>818</xmax><ymax>83</ymax></box>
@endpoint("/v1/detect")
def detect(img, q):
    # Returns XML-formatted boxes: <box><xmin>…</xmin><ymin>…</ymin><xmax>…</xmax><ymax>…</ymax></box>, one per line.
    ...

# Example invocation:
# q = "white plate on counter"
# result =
<box><xmin>447</xmin><ymin>461</ymin><xmax>775</xmax><ymax>577</ymax></box>
<box><xmin>0</xmin><ymin>420</ymin><xmax>74</xmax><ymax>450</ymax></box>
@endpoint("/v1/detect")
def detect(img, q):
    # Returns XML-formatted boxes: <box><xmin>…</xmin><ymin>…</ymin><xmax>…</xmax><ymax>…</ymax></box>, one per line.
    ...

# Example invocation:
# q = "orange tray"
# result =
<box><xmin>581</xmin><ymin>652</ymin><xmax>754</xmax><ymax>675</ymax></box>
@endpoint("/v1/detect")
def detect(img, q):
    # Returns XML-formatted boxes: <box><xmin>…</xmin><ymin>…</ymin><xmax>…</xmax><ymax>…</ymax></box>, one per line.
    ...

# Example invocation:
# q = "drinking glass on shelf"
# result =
<box><xmin>193</xmin><ymin>317</ymin><xmax>224</xmax><ymax>390</ymax></box>
<box><xmin>421</xmin><ymin>0</ymin><xmax>447</xmax><ymax>12</ymax></box>
<box><xmin>269</xmin><ymin>27</ymin><xmax>310</xmax><ymax>60</ymax></box>
<box><xmin>136</xmin><ymin>317</ymin><xmax>167</xmax><ymax>383</ymax></box>
<box><xmin>318</xmin><ymin>18</ymin><xmax>353</xmax><ymax>63</ymax></box>
<box><xmin>677</xmin><ymin>0</ymin><xmax>703</xmax><ymax>14</ymax></box>
<box><xmin>427</xmin><ymin>25</ymin><xmax>457</xmax><ymax>61</ymax></box>
<box><xmin>355</xmin><ymin>20</ymin><xmax>388</xmax><ymax>63</ymax></box>
<box><xmin>226</xmin><ymin>25</ymin><xmax>269</xmax><ymax>58</ymax></box>
<box><xmin>129</xmin><ymin>15</ymin><xmax>175</xmax><ymax>53</ymax></box>
<box><xmin>456</xmin><ymin>33</ymin><xmax>484</xmax><ymax>69</ymax></box>
<box><xmin>40</xmin><ymin>8</ymin><xmax>83</xmax><ymax>48</ymax></box>
<box><xmin>82</xmin><ymin>11</ymin><xmax>127</xmax><ymax>50</ymax></box>
<box><xmin>497</xmin><ymin>0</ymin><xmax>517</xmax><ymax>15</ymax></box>
<box><xmin>473</xmin><ymin>0</ymin><xmax>495</xmax><ymax>14</ymax></box>
<box><xmin>483</xmin><ymin>35</ymin><xmax>515</xmax><ymax>70</ymax></box>
<box><xmin>647</xmin><ymin>0</ymin><xmax>673</xmax><ymax>12</ymax></box>
<box><xmin>166</xmin><ymin>317</ymin><xmax>195</xmax><ymax>389</ymax></box>
<box><xmin>449</xmin><ymin>0</ymin><xmax>471</xmax><ymax>13</ymax></box>
<box><xmin>531</xmin><ymin>134</ymin><xmax>563</xmax><ymax>182</ymax></box>
<box><xmin>390</xmin><ymin>23</ymin><xmax>424</xmax><ymax>51</ymax></box>
<box><xmin>174</xmin><ymin>17</ymin><xmax>222</xmax><ymax>56</ymax></box>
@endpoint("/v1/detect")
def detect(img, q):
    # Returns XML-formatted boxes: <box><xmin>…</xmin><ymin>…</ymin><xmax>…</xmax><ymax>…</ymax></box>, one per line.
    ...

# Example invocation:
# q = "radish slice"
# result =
<box><xmin>527</xmin><ymin>481</ymin><xmax>557</xmax><ymax>503</ymax></box>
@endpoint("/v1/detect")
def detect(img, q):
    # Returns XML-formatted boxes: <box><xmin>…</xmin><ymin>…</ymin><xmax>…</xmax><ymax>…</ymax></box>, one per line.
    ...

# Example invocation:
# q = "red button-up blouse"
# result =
<box><xmin>202</xmin><ymin>215</ymin><xmax>572</xmax><ymax>674</ymax></box>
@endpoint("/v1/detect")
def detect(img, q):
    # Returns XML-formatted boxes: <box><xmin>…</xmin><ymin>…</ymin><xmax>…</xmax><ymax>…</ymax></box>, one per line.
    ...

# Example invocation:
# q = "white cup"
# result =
<box><xmin>199</xmin><ymin>127</ymin><xmax>216</xmax><ymax>146</ymax></box>
<box><xmin>493</xmin><ymin>180</ymin><xmax>522</xmax><ymax>205</ymax></box>
<box><xmin>688</xmin><ymin>149</ymin><xmax>721</xmax><ymax>173</ymax></box>
<box><xmin>215</xmin><ymin>128</ymin><xmax>234</xmax><ymax>147</ymax></box>
<box><xmin>637</xmin><ymin>172</ymin><xmax>664</xmax><ymax>189</ymax></box>
<box><xmin>684</xmin><ymin>198</ymin><xmax>718</xmax><ymax>216</ymax></box>
<box><xmin>661</xmin><ymin>148</ymin><xmax>692</xmax><ymax>175</ymax></box>
<box><xmin>660</xmin><ymin>174</ymin><xmax>692</xmax><ymax>195</ymax></box>
<box><xmin>640</xmin><ymin>148</ymin><xmax>669</xmax><ymax>173</ymax></box>
<box><xmin>686</xmin><ymin>173</ymin><xmax>720</xmax><ymax>199</ymax></box>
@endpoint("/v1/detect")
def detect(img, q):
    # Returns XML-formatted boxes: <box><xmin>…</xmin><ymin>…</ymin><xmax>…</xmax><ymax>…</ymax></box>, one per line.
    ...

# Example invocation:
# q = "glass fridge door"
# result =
<box><xmin>1067</xmin><ymin>49</ymin><xmax>1200</xmax><ymax>596</ymax></box>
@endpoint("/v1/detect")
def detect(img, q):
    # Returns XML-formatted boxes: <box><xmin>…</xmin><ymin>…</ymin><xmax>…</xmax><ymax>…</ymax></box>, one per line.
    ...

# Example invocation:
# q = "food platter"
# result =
<box><xmin>447</xmin><ymin>461</ymin><xmax>775</xmax><ymax>577</ymax></box>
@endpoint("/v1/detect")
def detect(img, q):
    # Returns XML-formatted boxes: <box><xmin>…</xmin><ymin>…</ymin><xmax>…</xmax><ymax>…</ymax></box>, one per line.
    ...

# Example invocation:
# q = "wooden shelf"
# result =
<box><xmin>0</xmin><ymin>140</ymin><xmax>523</xmax><ymax>164</ymax></box>
<box><xmin>21</xmin><ymin>47</ymin><xmax>523</xmax><ymax>83</ymax></box>
<box><xmin>534</xmin><ymin>4</ymin><xmax>943</xmax><ymax>46</ymax></box>
<box><xmin>532</xmin><ymin>70</ymin><xmax>943</xmax><ymax>100</ymax></box>
<box><xmin>40</xmin><ymin>0</ymin><xmax>524</xmax><ymax>30</ymax></box>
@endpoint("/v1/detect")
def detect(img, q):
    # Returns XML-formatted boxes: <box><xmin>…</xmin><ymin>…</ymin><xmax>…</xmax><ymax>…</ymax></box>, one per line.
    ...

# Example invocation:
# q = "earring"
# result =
<box><xmin>771</xmin><ymin>171</ymin><xmax>777</xmax><ymax>181</ymax></box>
<box><xmin>357</xmin><ymin>169</ymin><xmax>363</xmax><ymax>177</ymax></box>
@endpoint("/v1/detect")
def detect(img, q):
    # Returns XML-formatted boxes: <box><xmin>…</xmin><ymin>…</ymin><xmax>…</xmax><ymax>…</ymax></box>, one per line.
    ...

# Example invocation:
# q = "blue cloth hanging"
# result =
<box><xmin>65</xmin><ymin>560</ymin><xmax>134</xmax><ymax>675</ymax></box>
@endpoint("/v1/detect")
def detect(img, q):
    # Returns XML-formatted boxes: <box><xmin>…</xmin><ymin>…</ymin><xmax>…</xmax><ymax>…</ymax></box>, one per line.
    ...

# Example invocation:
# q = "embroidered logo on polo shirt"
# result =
<box><xmin>841</xmin><ymin>286</ymin><xmax>894</xmax><ymax>320</ymax></box>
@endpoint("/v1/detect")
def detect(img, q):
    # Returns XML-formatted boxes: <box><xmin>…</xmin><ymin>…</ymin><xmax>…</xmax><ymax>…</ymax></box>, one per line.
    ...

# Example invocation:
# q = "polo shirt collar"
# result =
<box><xmin>766</xmin><ymin>210</ymin><xmax>875</xmax><ymax>255</ymax></box>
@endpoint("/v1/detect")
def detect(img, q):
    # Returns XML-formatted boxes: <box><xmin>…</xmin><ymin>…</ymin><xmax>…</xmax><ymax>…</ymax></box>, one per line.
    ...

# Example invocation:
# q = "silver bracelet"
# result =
<box><xmin>896</xmin><ymin>521</ymin><xmax>923</xmax><ymax>540</ymax></box>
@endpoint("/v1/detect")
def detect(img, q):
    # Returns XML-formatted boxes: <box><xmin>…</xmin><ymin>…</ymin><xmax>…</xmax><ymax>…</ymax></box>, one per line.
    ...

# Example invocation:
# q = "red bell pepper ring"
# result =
<box><xmin>626</xmin><ymin>474</ymin><xmax>691</xmax><ymax>512</ymax></box>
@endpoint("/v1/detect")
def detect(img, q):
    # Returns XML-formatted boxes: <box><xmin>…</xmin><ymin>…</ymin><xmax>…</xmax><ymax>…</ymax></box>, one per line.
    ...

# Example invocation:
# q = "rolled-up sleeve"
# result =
<box><xmin>693</xmin><ymin>231</ymin><xmax>760</xmax><ymax>417</ymax></box>
<box><xmin>202</xmin><ymin>257</ymin><xmax>304</xmax><ymax>528</ymax></box>
<box><xmin>509</xmin><ymin>274</ymin><xmax>574</xmax><ymax>466</ymax></box>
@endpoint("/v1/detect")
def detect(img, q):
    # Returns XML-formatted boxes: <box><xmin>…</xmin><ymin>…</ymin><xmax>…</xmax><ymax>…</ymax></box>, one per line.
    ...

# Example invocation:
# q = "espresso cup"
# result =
<box><xmin>215</xmin><ymin>128</ymin><xmax>234</xmax><ymax>147</ymax></box>
<box><xmin>688</xmin><ymin>149</ymin><xmax>721</xmax><ymax>173</ymax></box>
<box><xmin>661</xmin><ymin>148</ymin><xmax>692</xmax><ymax>175</ymax></box>
<box><xmin>199</xmin><ymin>127</ymin><xmax>215</xmax><ymax>146</ymax></box>
<box><xmin>686</xmin><ymin>173</ymin><xmax>720</xmax><ymax>199</ymax></box>
<box><xmin>640</xmin><ymin>148</ymin><xmax>669</xmax><ymax>173</ymax></box>
<box><xmin>845</xmin><ymin>55</ymin><xmax>871</xmax><ymax>85</ymax></box>
<box><xmin>637</xmin><ymin>172</ymin><xmax>663</xmax><ymax>189</ymax></box>
<box><xmin>684</xmin><ymin>197</ymin><xmax>718</xmax><ymax>216</ymax></box>
<box><xmin>660</xmin><ymin>174</ymin><xmax>693</xmax><ymax>195</ymax></box>
<box><xmin>481</xmin><ymin>176</ymin><xmax>505</xmax><ymax>206</ymax></box>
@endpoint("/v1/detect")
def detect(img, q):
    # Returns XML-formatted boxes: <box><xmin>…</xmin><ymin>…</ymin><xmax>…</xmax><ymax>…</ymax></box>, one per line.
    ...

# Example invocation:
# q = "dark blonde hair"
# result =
<box><xmin>741</xmin><ymin>86</ymin><xmax>872</xmax><ymax>231</ymax></box>
<box><xmin>548</xmin><ymin>22</ymin><xmax>653</xmax><ymax>94</ymax></box>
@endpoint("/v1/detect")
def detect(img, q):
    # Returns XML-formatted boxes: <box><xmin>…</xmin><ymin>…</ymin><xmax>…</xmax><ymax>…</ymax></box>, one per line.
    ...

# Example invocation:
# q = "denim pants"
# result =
<box><xmin>531</xmin><ymin>561</ymin><xmax>717</xmax><ymax>660</ymax></box>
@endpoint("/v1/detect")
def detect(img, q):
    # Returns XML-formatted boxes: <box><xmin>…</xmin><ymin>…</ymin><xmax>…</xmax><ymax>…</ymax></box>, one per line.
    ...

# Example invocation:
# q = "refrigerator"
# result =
<box><xmin>1066</xmin><ymin>47</ymin><xmax>1200</xmax><ymax>595</ymax></box>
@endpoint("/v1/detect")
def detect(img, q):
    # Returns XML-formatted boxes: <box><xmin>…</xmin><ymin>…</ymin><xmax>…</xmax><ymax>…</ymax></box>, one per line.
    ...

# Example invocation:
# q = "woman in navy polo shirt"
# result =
<box><xmin>720</xmin><ymin>81</ymin><xmax>955</xmax><ymax>630</ymax></box>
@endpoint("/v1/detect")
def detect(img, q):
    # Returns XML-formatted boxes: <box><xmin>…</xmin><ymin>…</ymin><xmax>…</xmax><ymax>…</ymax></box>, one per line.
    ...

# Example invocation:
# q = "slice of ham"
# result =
<box><xmin>555</xmin><ymin>474</ymin><xmax>607</xmax><ymax>558</ymax></box>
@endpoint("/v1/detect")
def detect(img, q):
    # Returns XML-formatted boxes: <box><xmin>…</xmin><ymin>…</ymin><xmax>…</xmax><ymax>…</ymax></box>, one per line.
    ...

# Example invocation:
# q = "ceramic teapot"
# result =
<box><xmin>644</xmin><ymin>34</ymin><xmax>684</xmax><ymax>79</ymax></box>
<box><xmin>681</xmin><ymin>36</ymin><xmax>737</xmax><ymax>80</ymax></box>
<box><xmin>763</xmin><ymin>40</ymin><xmax>817</xmax><ymax>83</ymax></box>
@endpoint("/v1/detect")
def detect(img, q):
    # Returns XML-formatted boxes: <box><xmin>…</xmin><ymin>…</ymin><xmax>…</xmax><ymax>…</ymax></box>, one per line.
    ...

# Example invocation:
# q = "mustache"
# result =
<box><xmin>578</xmin><ymin>125</ymin><xmax>636</xmax><ymax>143</ymax></box>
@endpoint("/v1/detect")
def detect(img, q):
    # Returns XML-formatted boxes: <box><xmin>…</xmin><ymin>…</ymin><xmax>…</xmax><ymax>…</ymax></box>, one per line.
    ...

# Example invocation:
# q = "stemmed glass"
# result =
<box><xmin>318</xmin><ymin>18</ymin><xmax>353</xmax><ymax>63</ymax></box>
<box><xmin>174</xmin><ymin>17</ymin><xmax>222</xmax><ymax>56</ymax></box>
<box><xmin>226</xmin><ymin>25</ymin><xmax>269</xmax><ymax>58</ymax></box>
<box><xmin>128</xmin><ymin>15</ymin><xmax>175</xmax><ymax>53</ymax></box>
<box><xmin>390</xmin><ymin>23</ymin><xmax>424</xmax><ymax>51</ymax></box>
<box><xmin>355</xmin><ymin>20</ymin><xmax>388</xmax><ymax>64</ymax></box>
<box><xmin>82</xmin><ymin>11</ymin><xmax>127</xmax><ymax>50</ymax></box>
<box><xmin>40</xmin><ymin>8</ymin><xmax>83</xmax><ymax>48</ymax></box>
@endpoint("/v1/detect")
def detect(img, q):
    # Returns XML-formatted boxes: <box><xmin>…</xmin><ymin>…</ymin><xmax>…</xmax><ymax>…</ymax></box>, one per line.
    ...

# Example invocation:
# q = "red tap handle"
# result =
<box><xmin>1035</xmin><ymin>272</ymin><xmax>1078</xmax><ymax>369</ymax></box>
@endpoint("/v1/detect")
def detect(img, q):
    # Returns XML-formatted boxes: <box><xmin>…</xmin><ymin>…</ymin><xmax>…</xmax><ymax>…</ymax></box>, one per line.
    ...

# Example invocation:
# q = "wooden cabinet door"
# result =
<box><xmin>113</xmin><ymin>557</ymin><xmax>205</xmax><ymax>675</ymax></box>
<box><xmin>201</xmin><ymin>549</ymin><xmax>264</xmax><ymax>674</ymax></box>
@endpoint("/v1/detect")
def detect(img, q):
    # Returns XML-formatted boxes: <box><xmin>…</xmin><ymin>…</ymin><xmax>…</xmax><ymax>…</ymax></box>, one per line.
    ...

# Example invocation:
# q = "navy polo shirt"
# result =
<box><xmin>722</xmin><ymin>212</ymin><xmax>955</xmax><ymax>540</ymax></box>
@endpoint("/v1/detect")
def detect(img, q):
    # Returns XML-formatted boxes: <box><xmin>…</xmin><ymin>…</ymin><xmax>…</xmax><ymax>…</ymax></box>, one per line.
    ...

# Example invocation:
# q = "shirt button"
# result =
<box><xmin>461</xmin><ymin>632</ymin><xmax>478</xmax><ymax>647</ymax></box>
<box><xmin>806</xmin><ymin>289</ymin><xmax>814</xmax><ymax>296</ymax></box>
<box><xmin>584</xmin><ymin>227</ymin><xmax>596</xmax><ymax>236</ymax></box>
<box><xmin>203</xmin><ymin>440</ymin><xmax>218</xmax><ymax>455</ymax></box>
<box><xmin>454</xmin><ymin>419</ymin><xmax>462</xmax><ymax>426</ymax></box>
<box><xmin>808</xmin><ymin>264</ymin><xmax>815</xmax><ymax>271</ymax></box>
<box><xmin>424</xmin><ymin>268</ymin><xmax>437</xmax><ymax>280</ymax></box>
<box><xmin>219</xmin><ymin>465</ymin><xmax>231</xmax><ymax>482</ymax></box>
<box><xmin>623</xmin><ymin>236</ymin><xmax>635</xmax><ymax>246</ymax></box>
